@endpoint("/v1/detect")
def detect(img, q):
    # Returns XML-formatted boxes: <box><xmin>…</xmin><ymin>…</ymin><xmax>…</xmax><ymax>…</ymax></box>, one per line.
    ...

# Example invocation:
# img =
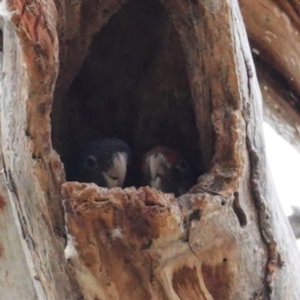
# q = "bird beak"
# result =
<box><xmin>103</xmin><ymin>152</ymin><xmax>127</xmax><ymax>188</ymax></box>
<box><xmin>147</xmin><ymin>153</ymin><xmax>167</xmax><ymax>180</ymax></box>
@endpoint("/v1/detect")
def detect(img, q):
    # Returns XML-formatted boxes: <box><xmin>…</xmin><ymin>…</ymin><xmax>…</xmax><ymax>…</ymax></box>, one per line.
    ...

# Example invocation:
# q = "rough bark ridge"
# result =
<box><xmin>240</xmin><ymin>0</ymin><xmax>300</xmax><ymax>152</ymax></box>
<box><xmin>0</xmin><ymin>1</ymin><xmax>81</xmax><ymax>299</ymax></box>
<box><xmin>0</xmin><ymin>0</ymin><xmax>299</xmax><ymax>300</ymax></box>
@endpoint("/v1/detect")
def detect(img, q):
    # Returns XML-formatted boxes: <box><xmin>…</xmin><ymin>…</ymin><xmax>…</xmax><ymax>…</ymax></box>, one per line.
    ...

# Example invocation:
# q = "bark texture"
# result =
<box><xmin>289</xmin><ymin>207</ymin><xmax>300</xmax><ymax>239</ymax></box>
<box><xmin>240</xmin><ymin>0</ymin><xmax>300</xmax><ymax>152</ymax></box>
<box><xmin>0</xmin><ymin>0</ymin><xmax>299</xmax><ymax>299</ymax></box>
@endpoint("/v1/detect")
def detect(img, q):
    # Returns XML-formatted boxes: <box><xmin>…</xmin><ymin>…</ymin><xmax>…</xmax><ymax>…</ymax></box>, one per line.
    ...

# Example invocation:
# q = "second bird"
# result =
<box><xmin>71</xmin><ymin>138</ymin><xmax>131</xmax><ymax>188</ymax></box>
<box><xmin>141</xmin><ymin>145</ymin><xmax>195</xmax><ymax>197</ymax></box>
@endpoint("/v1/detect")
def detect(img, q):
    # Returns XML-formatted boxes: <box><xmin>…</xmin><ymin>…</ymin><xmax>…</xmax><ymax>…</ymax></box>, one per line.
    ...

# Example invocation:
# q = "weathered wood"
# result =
<box><xmin>0</xmin><ymin>3</ymin><xmax>81</xmax><ymax>299</ymax></box>
<box><xmin>0</xmin><ymin>142</ymin><xmax>38</xmax><ymax>299</ymax></box>
<box><xmin>0</xmin><ymin>20</ymin><xmax>38</xmax><ymax>299</ymax></box>
<box><xmin>61</xmin><ymin>0</ymin><xmax>299</xmax><ymax>299</ymax></box>
<box><xmin>63</xmin><ymin>181</ymin><xmax>266</xmax><ymax>299</ymax></box>
<box><xmin>0</xmin><ymin>0</ymin><xmax>299</xmax><ymax>299</ymax></box>
<box><xmin>240</xmin><ymin>0</ymin><xmax>300</xmax><ymax>152</ymax></box>
<box><xmin>289</xmin><ymin>207</ymin><xmax>300</xmax><ymax>239</ymax></box>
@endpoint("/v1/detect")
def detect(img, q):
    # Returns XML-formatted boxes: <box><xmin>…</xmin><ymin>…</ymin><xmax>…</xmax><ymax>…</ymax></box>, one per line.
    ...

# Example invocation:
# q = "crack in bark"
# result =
<box><xmin>185</xmin><ymin>211</ymin><xmax>201</xmax><ymax>262</ymax></box>
<box><xmin>232</xmin><ymin>4</ymin><xmax>284</xmax><ymax>293</ymax></box>
<box><xmin>240</xmin><ymin>45</ymin><xmax>281</xmax><ymax>297</ymax></box>
<box><xmin>232</xmin><ymin>191</ymin><xmax>247</xmax><ymax>227</ymax></box>
<box><xmin>1</xmin><ymin>156</ymin><xmax>17</xmax><ymax>194</ymax></box>
<box><xmin>245</xmin><ymin>137</ymin><xmax>280</xmax><ymax>295</ymax></box>
<box><xmin>187</xmin><ymin>237</ymin><xmax>201</xmax><ymax>269</ymax></box>
<box><xmin>1</xmin><ymin>156</ymin><xmax>37</xmax><ymax>251</ymax></box>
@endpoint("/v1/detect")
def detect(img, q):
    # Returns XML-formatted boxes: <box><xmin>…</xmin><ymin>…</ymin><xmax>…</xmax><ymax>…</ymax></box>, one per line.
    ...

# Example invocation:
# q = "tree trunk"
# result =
<box><xmin>240</xmin><ymin>0</ymin><xmax>300</xmax><ymax>153</ymax></box>
<box><xmin>0</xmin><ymin>0</ymin><xmax>299</xmax><ymax>299</ymax></box>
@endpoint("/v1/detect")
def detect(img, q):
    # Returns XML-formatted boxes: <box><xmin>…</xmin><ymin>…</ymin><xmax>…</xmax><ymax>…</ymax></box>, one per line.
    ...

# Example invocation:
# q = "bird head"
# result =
<box><xmin>72</xmin><ymin>138</ymin><xmax>131</xmax><ymax>188</ymax></box>
<box><xmin>141</xmin><ymin>146</ymin><xmax>194</xmax><ymax>196</ymax></box>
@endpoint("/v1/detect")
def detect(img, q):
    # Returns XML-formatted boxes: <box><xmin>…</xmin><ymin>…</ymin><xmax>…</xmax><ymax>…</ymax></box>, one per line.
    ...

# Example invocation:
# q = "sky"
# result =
<box><xmin>263</xmin><ymin>123</ymin><xmax>300</xmax><ymax>216</ymax></box>
<box><xmin>263</xmin><ymin>122</ymin><xmax>300</xmax><ymax>248</ymax></box>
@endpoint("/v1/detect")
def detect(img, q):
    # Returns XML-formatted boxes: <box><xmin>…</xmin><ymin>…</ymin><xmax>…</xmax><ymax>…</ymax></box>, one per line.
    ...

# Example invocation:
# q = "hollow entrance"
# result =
<box><xmin>53</xmin><ymin>0</ymin><xmax>204</xmax><ymax>189</ymax></box>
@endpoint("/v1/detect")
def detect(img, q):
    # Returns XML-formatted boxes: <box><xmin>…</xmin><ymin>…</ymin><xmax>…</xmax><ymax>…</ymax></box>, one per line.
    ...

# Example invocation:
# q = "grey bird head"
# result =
<box><xmin>71</xmin><ymin>138</ymin><xmax>131</xmax><ymax>188</ymax></box>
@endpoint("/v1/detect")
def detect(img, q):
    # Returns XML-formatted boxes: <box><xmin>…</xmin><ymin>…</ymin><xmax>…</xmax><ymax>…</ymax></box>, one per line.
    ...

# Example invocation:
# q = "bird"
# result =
<box><xmin>141</xmin><ymin>145</ymin><xmax>195</xmax><ymax>197</ymax></box>
<box><xmin>70</xmin><ymin>138</ymin><xmax>131</xmax><ymax>188</ymax></box>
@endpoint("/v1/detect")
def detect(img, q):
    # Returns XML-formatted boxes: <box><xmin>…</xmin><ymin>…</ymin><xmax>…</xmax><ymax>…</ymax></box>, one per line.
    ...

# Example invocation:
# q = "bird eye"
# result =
<box><xmin>177</xmin><ymin>160</ymin><xmax>188</xmax><ymax>171</ymax></box>
<box><xmin>85</xmin><ymin>155</ymin><xmax>98</xmax><ymax>168</ymax></box>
